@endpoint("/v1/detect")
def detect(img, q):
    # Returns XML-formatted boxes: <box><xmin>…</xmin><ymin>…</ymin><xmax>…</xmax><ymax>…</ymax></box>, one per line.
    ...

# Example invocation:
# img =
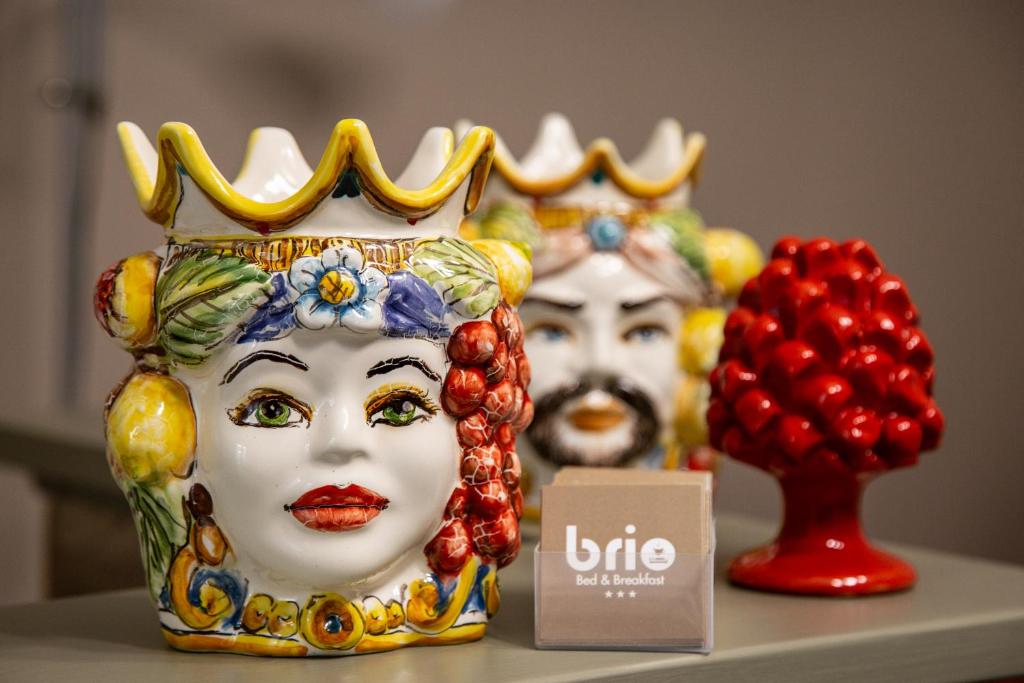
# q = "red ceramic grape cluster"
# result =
<box><xmin>708</xmin><ymin>237</ymin><xmax>944</xmax><ymax>476</ymax></box>
<box><xmin>424</xmin><ymin>303</ymin><xmax>533</xmax><ymax>575</ymax></box>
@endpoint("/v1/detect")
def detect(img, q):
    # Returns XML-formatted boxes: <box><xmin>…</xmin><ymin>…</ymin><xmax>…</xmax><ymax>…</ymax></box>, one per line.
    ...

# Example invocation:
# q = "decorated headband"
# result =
<box><xmin>456</xmin><ymin>114</ymin><xmax>761</xmax><ymax>303</ymax></box>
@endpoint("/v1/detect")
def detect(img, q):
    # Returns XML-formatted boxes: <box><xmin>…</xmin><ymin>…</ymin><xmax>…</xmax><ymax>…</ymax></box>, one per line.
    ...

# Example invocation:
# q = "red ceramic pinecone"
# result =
<box><xmin>708</xmin><ymin>237</ymin><xmax>944</xmax><ymax>476</ymax></box>
<box><xmin>424</xmin><ymin>303</ymin><xmax>532</xmax><ymax>575</ymax></box>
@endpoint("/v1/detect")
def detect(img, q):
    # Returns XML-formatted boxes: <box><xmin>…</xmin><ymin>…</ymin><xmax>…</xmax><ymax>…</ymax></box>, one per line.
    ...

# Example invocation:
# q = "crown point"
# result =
<box><xmin>453</xmin><ymin>118</ymin><xmax>475</xmax><ymax>141</ymax></box>
<box><xmin>520</xmin><ymin>113</ymin><xmax>584</xmax><ymax>179</ymax></box>
<box><xmin>395</xmin><ymin>127</ymin><xmax>455</xmax><ymax>190</ymax></box>
<box><xmin>630</xmin><ymin>118</ymin><xmax>685</xmax><ymax>181</ymax></box>
<box><xmin>234</xmin><ymin>127</ymin><xmax>313</xmax><ymax>201</ymax></box>
<box><xmin>117</xmin><ymin>121</ymin><xmax>158</xmax><ymax>204</ymax></box>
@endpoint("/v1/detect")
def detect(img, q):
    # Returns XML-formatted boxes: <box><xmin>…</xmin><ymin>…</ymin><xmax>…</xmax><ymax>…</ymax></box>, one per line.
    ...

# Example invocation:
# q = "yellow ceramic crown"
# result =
<box><xmin>457</xmin><ymin>113</ymin><xmax>705</xmax><ymax>209</ymax></box>
<box><xmin>118</xmin><ymin>120</ymin><xmax>495</xmax><ymax>239</ymax></box>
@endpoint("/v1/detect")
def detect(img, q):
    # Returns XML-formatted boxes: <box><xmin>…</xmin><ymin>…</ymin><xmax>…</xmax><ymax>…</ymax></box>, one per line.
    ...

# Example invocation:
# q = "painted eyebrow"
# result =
<box><xmin>366</xmin><ymin>356</ymin><xmax>441</xmax><ymax>382</ymax></box>
<box><xmin>620</xmin><ymin>295</ymin><xmax>670</xmax><ymax>312</ymax></box>
<box><xmin>220</xmin><ymin>351</ymin><xmax>309</xmax><ymax>385</ymax></box>
<box><xmin>521</xmin><ymin>296</ymin><xmax>584</xmax><ymax>312</ymax></box>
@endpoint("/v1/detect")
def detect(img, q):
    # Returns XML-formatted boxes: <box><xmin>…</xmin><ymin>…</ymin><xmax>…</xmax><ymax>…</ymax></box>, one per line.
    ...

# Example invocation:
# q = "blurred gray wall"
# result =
<box><xmin>3</xmin><ymin>0</ymin><xmax>1023</xmax><ymax>574</ymax></box>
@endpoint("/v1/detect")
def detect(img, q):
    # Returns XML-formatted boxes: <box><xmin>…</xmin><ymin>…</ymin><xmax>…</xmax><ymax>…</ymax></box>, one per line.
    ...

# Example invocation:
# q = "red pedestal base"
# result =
<box><xmin>728</xmin><ymin>472</ymin><xmax>916</xmax><ymax>596</ymax></box>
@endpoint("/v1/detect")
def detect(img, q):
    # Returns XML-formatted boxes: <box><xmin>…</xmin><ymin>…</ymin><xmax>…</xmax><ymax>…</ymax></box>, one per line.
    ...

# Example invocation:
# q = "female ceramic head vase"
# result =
<box><xmin>457</xmin><ymin>114</ymin><xmax>762</xmax><ymax>512</ymax></box>
<box><xmin>94</xmin><ymin>120</ymin><xmax>533</xmax><ymax>656</ymax></box>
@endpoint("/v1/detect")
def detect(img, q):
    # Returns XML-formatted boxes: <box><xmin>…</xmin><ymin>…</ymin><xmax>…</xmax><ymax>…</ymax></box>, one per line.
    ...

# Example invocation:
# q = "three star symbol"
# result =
<box><xmin>603</xmin><ymin>590</ymin><xmax>639</xmax><ymax>599</ymax></box>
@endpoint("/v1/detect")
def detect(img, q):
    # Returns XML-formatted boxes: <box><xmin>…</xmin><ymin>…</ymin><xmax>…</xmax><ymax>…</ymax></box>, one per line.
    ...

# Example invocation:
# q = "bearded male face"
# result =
<box><xmin>521</xmin><ymin>250</ymin><xmax>683</xmax><ymax>469</ymax></box>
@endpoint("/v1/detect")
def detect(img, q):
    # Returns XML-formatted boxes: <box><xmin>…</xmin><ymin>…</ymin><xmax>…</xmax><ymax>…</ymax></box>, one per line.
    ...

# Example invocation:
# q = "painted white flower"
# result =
<box><xmin>288</xmin><ymin>247</ymin><xmax>388</xmax><ymax>332</ymax></box>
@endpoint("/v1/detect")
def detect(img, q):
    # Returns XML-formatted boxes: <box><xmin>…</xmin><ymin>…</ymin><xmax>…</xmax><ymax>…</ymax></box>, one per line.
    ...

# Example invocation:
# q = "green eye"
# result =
<box><xmin>229</xmin><ymin>390</ymin><xmax>311</xmax><ymax>429</ymax></box>
<box><xmin>365</xmin><ymin>386</ymin><xmax>439</xmax><ymax>428</ymax></box>
<box><xmin>256</xmin><ymin>399</ymin><xmax>291</xmax><ymax>427</ymax></box>
<box><xmin>381</xmin><ymin>399</ymin><xmax>417</xmax><ymax>426</ymax></box>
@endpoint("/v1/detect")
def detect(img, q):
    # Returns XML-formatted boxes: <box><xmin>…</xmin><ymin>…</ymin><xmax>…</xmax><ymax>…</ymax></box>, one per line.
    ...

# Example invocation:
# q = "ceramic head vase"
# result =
<box><xmin>457</xmin><ymin>114</ymin><xmax>762</xmax><ymax>514</ymax></box>
<box><xmin>94</xmin><ymin>120</ymin><xmax>533</xmax><ymax>655</ymax></box>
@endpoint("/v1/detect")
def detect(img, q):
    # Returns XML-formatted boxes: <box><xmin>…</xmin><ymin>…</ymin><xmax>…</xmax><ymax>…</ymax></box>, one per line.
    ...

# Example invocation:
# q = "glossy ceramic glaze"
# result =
<box><xmin>708</xmin><ymin>237</ymin><xmax>945</xmax><ymax>595</ymax></box>
<box><xmin>458</xmin><ymin>114</ymin><xmax>763</xmax><ymax>514</ymax></box>
<box><xmin>95</xmin><ymin>121</ymin><xmax>532</xmax><ymax>655</ymax></box>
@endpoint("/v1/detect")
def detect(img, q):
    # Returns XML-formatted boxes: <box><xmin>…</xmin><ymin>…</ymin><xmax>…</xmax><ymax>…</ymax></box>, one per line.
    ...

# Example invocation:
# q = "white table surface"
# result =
<box><xmin>1</xmin><ymin>514</ymin><xmax>1022</xmax><ymax>683</ymax></box>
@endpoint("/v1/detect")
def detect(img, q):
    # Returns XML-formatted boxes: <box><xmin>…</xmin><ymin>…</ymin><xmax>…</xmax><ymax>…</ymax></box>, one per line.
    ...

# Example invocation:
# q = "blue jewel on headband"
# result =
<box><xmin>586</xmin><ymin>214</ymin><xmax>627</xmax><ymax>251</ymax></box>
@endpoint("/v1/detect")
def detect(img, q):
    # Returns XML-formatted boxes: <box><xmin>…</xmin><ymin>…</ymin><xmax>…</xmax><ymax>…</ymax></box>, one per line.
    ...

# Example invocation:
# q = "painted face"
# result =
<box><xmin>178</xmin><ymin>329</ymin><xmax>459</xmax><ymax>587</ymax></box>
<box><xmin>521</xmin><ymin>252</ymin><xmax>682</xmax><ymax>466</ymax></box>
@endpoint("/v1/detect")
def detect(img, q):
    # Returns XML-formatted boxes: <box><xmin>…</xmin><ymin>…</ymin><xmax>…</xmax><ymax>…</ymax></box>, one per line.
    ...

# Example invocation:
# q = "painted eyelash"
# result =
<box><xmin>622</xmin><ymin>322</ymin><xmax>669</xmax><ymax>336</ymax></box>
<box><xmin>363</xmin><ymin>383</ymin><xmax>439</xmax><ymax>423</ymax></box>
<box><xmin>526</xmin><ymin>320</ymin><xmax>574</xmax><ymax>337</ymax></box>
<box><xmin>227</xmin><ymin>388</ymin><xmax>313</xmax><ymax>426</ymax></box>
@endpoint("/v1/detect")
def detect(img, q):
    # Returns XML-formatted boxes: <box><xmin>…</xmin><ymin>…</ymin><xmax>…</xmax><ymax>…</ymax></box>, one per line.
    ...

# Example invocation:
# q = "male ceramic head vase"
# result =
<box><xmin>95</xmin><ymin>120</ymin><xmax>533</xmax><ymax>655</ymax></box>
<box><xmin>457</xmin><ymin>114</ymin><xmax>762</xmax><ymax>513</ymax></box>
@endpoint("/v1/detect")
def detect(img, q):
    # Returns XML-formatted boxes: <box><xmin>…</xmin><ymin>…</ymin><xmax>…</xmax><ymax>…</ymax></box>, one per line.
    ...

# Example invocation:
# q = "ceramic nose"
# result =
<box><xmin>585</xmin><ymin>331</ymin><xmax>617</xmax><ymax>376</ymax></box>
<box><xmin>312</xmin><ymin>401</ymin><xmax>370</xmax><ymax>464</ymax></box>
<box><xmin>315</xmin><ymin>447</ymin><xmax>369</xmax><ymax>465</ymax></box>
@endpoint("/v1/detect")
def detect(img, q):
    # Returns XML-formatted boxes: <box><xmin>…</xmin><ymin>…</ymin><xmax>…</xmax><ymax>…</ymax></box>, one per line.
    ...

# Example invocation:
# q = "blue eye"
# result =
<box><xmin>624</xmin><ymin>324</ymin><xmax>668</xmax><ymax>343</ymax></box>
<box><xmin>530</xmin><ymin>323</ymin><xmax>573</xmax><ymax>343</ymax></box>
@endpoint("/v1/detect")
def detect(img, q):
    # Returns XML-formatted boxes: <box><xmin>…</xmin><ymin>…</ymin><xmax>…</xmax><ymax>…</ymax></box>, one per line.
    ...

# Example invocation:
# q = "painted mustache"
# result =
<box><xmin>285</xmin><ymin>484</ymin><xmax>389</xmax><ymax>532</ymax></box>
<box><xmin>526</xmin><ymin>374</ymin><xmax>660</xmax><ymax>467</ymax></box>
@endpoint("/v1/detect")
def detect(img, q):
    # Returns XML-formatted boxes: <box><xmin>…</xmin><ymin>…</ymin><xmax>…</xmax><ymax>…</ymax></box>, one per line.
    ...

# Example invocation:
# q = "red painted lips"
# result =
<box><xmin>286</xmin><ymin>484</ymin><xmax>389</xmax><ymax>532</ymax></box>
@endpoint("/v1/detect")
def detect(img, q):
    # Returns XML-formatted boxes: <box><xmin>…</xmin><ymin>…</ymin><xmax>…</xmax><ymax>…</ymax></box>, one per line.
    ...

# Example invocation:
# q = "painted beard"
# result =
<box><xmin>526</xmin><ymin>374</ymin><xmax>660</xmax><ymax>467</ymax></box>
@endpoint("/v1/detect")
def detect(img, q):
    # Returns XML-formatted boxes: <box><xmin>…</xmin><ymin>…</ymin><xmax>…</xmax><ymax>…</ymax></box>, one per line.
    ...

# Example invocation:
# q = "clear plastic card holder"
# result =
<box><xmin>534</xmin><ymin>546</ymin><xmax>714</xmax><ymax>652</ymax></box>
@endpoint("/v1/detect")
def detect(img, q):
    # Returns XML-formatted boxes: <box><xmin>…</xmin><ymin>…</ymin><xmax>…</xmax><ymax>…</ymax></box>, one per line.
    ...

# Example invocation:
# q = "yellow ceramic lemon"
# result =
<box><xmin>459</xmin><ymin>218</ymin><xmax>482</xmax><ymax>240</ymax></box>
<box><xmin>704</xmin><ymin>228</ymin><xmax>763</xmax><ymax>297</ymax></box>
<box><xmin>106</xmin><ymin>373</ymin><xmax>196</xmax><ymax>486</ymax></box>
<box><xmin>679</xmin><ymin>307</ymin><xmax>726</xmax><ymax>376</ymax></box>
<box><xmin>99</xmin><ymin>252</ymin><xmax>160</xmax><ymax>348</ymax></box>
<box><xmin>471</xmin><ymin>238</ymin><xmax>533</xmax><ymax>306</ymax></box>
<box><xmin>674</xmin><ymin>373</ymin><xmax>711</xmax><ymax>448</ymax></box>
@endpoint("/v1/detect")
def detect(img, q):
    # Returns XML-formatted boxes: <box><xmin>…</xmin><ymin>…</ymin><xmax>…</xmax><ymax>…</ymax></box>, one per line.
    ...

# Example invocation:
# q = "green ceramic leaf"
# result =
<box><xmin>408</xmin><ymin>238</ymin><xmax>500</xmax><ymax>318</ymax></box>
<box><xmin>476</xmin><ymin>200</ymin><xmax>543</xmax><ymax>251</ymax></box>
<box><xmin>156</xmin><ymin>250</ymin><xmax>272</xmax><ymax>365</ymax></box>
<box><xmin>128</xmin><ymin>484</ymin><xmax>185</xmax><ymax>600</ymax></box>
<box><xmin>649</xmin><ymin>209</ymin><xmax>711</xmax><ymax>283</ymax></box>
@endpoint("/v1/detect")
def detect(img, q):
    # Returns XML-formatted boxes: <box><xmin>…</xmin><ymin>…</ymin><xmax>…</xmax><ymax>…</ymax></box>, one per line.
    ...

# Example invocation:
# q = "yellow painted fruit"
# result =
<box><xmin>242</xmin><ymin>594</ymin><xmax>273</xmax><ymax>633</ymax></box>
<box><xmin>470</xmin><ymin>239</ymin><xmax>533</xmax><ymax>306</ymax></box>
<box><xmin>98</xmin><ymin>252</ymin><xmax>161</xmax><ymax>348</ymax></box>
<box><xmin>679</xmin><ymin>307</ymin><xmax>726</xmax><ymax>376</ymax></box>
<box><xmin>301</xmin><ymin>594</ymin><xmax>365</xmax><ymax>650</ymax></box>
<box><xmin>362</xmin><ymin>596</ymin><xmax>388</xmax><ymax>636</ymax></box>
<box><xmin>406</xmin><ymin>558</ymin><xmax>477</xmax><ymax>634</ymax></box>
<box><xmin>191</xmin><ymin>519</ymin><xmax>228</xmax><ymax>565</ymax></box>
<box><xmin>268</xmin><ymin>600</ymin><xmax>299</xmax><ymax>638</ymax></box>
<box><xmin>458</xmin><ymin>218</ymin><xmax>483</xmax><ymax>240</ymax></box>
<box><xmin>704</xmin><ymin>228</ymin><xmax>764</xmax><ymax>298</ymax></box>
<box><xmin>105</xmin><ymin>373</ymin><xmax>196</xmax><ymax>486</ymax></box>
<box><xmin>385</xmin><ymin>600</ymin><xmax>404</xmax><ymax>630</ymax></box>
<box><xmin>169</xmin><ymin>547</ymin><xmax>234</xmax><ymax>630</ymax></box>
<box><xmin>674</xmin><ymin>373</ymin><xmax>711</xmax><ymax>448</ymax></box>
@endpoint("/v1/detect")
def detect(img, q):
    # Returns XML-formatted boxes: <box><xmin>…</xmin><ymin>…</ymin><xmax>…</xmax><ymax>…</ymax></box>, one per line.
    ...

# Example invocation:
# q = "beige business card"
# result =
<box><xmin>535</xmin><ymin>467</ymin><xmax>713</xmax><ymax>651</ymax></box>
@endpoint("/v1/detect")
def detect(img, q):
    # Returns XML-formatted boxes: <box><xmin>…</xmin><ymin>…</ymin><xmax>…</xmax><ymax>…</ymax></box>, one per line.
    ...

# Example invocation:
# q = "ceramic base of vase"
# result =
<box><xmin>728</xmin><ymin>540</ymin><xmax>917</xmax><ymax>596</ymax></box>
<box><xmin>729</xmin><ymin>471</ymin><xmax>917</xmax><ymax>596</ymax></box>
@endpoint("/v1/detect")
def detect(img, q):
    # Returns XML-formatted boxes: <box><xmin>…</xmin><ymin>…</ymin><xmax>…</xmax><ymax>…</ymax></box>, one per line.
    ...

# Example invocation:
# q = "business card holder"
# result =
<box><xmin>534</xmin><ymin>546</ymin><xmax>714</xmax><ymax>652</ymax></box>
